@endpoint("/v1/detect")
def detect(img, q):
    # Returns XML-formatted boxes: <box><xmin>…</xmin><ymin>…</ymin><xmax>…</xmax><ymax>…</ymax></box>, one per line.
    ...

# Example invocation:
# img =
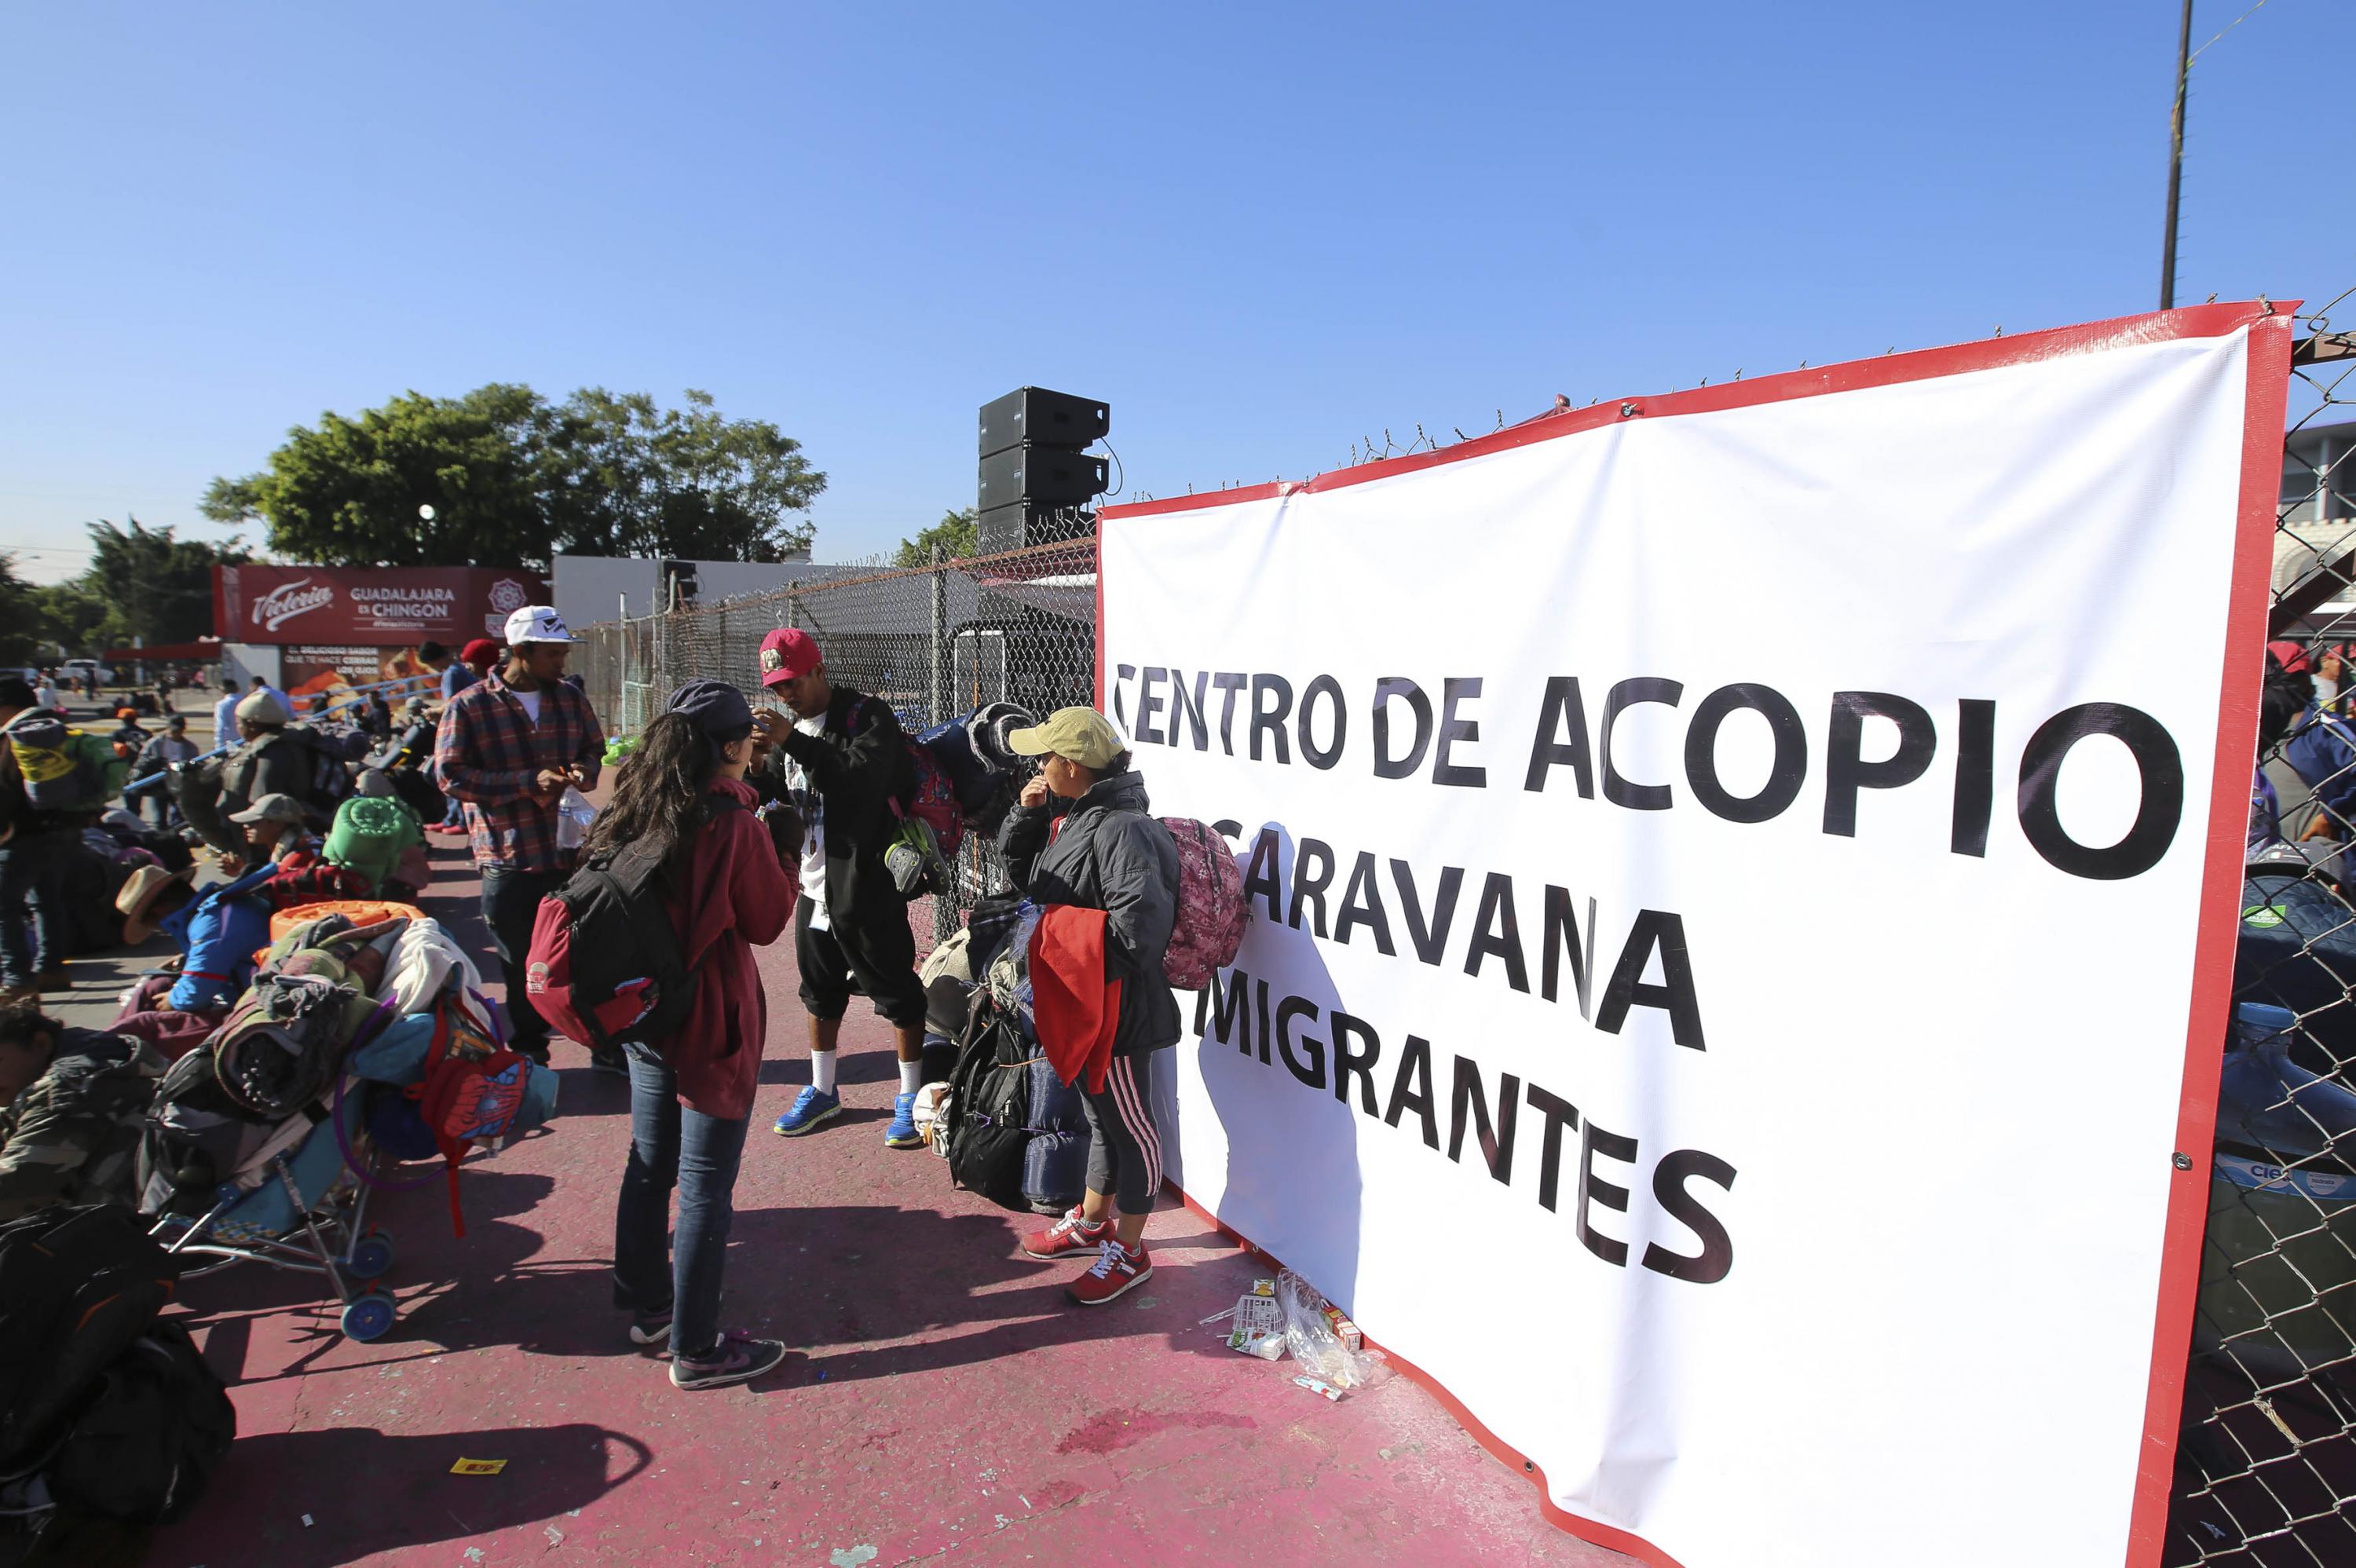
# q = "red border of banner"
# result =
<box><xmin>1097</xmin><ymin>302</ymin><xmax>2296</xmax><ymax>1568</ymax></box>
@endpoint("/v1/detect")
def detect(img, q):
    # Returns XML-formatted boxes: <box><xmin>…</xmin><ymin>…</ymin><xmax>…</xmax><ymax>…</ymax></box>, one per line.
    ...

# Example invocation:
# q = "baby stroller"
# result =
<box><xmin>139</xmin><ymin>910</ymin><xmax>556</xmax><ymax>1342</ymax></box>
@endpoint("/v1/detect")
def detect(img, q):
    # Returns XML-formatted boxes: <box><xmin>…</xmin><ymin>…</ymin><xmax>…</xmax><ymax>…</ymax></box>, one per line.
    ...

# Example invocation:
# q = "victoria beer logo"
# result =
<box><xmin>252</xmin><ymin>576</ymin><xmax>336</xmax><ymax>632</ymax></box>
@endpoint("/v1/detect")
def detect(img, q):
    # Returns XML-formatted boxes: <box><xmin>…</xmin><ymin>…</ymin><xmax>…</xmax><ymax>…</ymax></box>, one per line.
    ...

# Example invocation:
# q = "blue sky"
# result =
<box><xmin>1</xmin><ymin>2</ymin><xmax>2343</xmax><ymax>584</ymax></box>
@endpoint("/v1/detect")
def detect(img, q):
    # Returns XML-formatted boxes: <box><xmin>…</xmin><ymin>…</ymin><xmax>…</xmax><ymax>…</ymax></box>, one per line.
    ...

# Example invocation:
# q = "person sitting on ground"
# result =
<box><xmin>596</xmin><ymin>680</ymin><xmax>796</xmax><ymax>1391</ymax></box>
<box><xmin>0</xmin><ymin>1002</ymin><xmax>168</xmax><ymax>1221</ymax></box>
<box><xmin>752</xmin><ymin>627</ymin><xmax>932</xmax><ymax>1142</ymax></box>
<box><xmin>107</xmin><ymin>866</ymin><xmax>221</xmax><ymax>1056</ymax></box>
<box><xmin>213</xmin><ymin>690</ymin><xmax>310</xmax><ymax>871</ymax></box>
<box><xmin>230</xmin><ymin>792</ymin><xmax>317</xmax><ymax>867</ymax></box>
<box><xmin>999</xmin><ymin>707</ymin><xmax>1182</xmax><ymax>1307</ymax></box>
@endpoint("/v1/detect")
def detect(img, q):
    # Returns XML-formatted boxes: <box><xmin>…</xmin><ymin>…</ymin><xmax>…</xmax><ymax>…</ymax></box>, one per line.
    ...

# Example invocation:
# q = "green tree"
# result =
<box><xmin>204</xmin><ymin>385</ymin><xmax>825</xmax><ymax>568</ymax></box>
<box><xmin>0</xmin><ymin>557</ymin><xmax>43</xmax><ymax>667</ymax></box>
<box><xmin>895</xmin><ymin>506</ymin><xmax>979</xmax><ymax>568</ymax></box>
<box><xmin>85</xmin><ymin>517</ymin><xmax>251</xmax><ymax>652</ymax></box>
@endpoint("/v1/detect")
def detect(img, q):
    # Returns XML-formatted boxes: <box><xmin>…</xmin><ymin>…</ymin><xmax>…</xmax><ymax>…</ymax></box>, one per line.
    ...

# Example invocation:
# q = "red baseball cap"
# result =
<box><xmin>2267</xmin><ymin>639</ymin><xmax>2313</xmax><ymax>674</ymax></box>
<box><xmin>759</xmin><ymin>627</ymin><xmax>821</xmax><ymax>686</ymax></box>
<box><xmin>459</xmin><ymin>638</ymin><xmax>499</xmax><ymax>667</ymax></box>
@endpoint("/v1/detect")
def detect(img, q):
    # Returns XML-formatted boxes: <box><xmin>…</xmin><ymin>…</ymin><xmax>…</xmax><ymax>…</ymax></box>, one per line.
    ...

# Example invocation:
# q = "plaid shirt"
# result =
<box><xmin>434</xmin><ymin>672</ymin><xmax>604</xmax><ymax>872</ymax></box>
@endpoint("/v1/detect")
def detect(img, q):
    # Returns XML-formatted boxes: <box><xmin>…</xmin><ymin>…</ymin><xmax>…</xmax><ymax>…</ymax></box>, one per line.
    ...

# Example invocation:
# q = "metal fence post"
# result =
<box><xmin>929</xmin><ymin>543</ymin><xmax>948</xmax><ymax>726</ymax></box>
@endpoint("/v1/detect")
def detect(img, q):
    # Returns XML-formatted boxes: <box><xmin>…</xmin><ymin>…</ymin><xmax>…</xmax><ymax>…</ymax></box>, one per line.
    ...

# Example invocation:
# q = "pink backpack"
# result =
<box><xmin>1158</xmin><ymin>817</ymin><xmax>1248</xmax><ymax>989</ymax></box>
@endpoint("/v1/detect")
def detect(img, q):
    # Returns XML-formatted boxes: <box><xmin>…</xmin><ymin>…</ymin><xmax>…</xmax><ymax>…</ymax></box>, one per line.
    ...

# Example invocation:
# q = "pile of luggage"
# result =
<box><xmin>139</xmin><ymin>907</ymin><xmax>559</xmax><ymax>1342</ymax></box>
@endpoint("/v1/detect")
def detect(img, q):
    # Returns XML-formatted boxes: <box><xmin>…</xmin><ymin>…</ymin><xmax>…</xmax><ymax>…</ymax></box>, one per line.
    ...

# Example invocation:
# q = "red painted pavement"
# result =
<box><xmin>147</xmin><ymin>836</ymin><xmax>1631</xmax><ymax>1568</ymax></box>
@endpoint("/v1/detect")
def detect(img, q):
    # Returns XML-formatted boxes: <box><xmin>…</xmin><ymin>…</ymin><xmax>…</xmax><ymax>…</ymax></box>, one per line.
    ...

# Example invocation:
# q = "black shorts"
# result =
<box><xmin>794</xmin><ymin>896</ymin><xmax>926</xmax><ymax>1027</ymax></box>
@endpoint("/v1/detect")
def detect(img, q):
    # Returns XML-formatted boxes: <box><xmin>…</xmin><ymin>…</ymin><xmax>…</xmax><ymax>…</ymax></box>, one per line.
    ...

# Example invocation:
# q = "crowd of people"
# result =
<box><xmin>0</xmin><ymin>601</ymin><xmax>1187</xmax><ymax>1402</ymax></box>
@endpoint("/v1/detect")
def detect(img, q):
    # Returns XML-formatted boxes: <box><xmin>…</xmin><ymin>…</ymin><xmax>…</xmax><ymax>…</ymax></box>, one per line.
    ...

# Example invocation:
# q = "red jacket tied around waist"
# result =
<box><xmin>1028</xmin><ymin>904</ymin><xmax>1124</xmax><ymax>1094</ymax></box>
<box><xmin>664</xmin><ymin>777</ymin><xmax>795</xmax><ymax>1118</ymax></box>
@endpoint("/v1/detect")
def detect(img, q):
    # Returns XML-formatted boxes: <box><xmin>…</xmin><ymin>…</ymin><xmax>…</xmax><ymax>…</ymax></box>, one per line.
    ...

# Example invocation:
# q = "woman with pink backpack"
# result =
<box><xmin>591</xmin><ymin>679</ymin><xmax>799</xmax><ymax>1390</ymax></box>
<box><xmin>995</xmin><ymin>707</ymin><xmax>1183</xmax><ymax>1306</ymax></box>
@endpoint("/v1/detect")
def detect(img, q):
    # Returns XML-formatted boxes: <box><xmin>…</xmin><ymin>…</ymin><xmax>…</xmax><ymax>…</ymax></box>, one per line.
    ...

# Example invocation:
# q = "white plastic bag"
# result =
<box><xmin>556</xmin><ymin>786</ymin><xmax>597</xmax><ymax>850</ymax></box>
<box><xmin>1276</xmin><ymin>1268</ymin><xmax>1375</xmax><ymax>1389</ymax></box>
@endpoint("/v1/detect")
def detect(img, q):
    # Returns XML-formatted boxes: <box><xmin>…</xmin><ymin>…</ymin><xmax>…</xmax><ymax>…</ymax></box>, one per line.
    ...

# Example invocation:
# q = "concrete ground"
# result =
<box><xmin>31</xmin><ymin>717</ymin><xmax>1630</xmax><ymax>1568</ymax></box>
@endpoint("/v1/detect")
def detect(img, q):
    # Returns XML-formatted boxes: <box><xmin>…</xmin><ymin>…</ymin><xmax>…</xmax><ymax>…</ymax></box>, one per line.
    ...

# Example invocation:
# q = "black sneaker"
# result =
<box><xmin>629</xmin><ymin>1305</ymin><xmax>673</xmax><ymax>1347</ymax></box>
<box><xmin>590</xmin><ymin>1045</ymin><xmax>630</xmax><ymax>1078</ymax></box>
<box><xmin>670</xmin><ymin>1332</ymin><xmax>790</xmax><ymax>1391</ymax></box>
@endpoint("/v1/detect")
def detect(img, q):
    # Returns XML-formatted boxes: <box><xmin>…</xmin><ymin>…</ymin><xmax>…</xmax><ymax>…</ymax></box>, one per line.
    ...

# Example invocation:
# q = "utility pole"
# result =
<box><xmin>2159</xmin><ymin>0</ymin><xmax>2193</xmax><ymax>309</ymax></box>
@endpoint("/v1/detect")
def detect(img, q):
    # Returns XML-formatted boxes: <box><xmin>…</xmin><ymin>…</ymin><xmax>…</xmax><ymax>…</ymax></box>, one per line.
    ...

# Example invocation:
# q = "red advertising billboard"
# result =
<box><xmin>213</xmin><ymin>565</ymin><xmax>547</xmax><ymax>647</ymax></box>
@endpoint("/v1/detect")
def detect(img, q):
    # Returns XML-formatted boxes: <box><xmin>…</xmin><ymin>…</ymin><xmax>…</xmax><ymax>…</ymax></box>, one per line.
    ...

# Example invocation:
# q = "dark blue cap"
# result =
<box><xmin>664</xmin><ymin>678</ymin><xmax>754</xmax><ymax>736</ymax></box>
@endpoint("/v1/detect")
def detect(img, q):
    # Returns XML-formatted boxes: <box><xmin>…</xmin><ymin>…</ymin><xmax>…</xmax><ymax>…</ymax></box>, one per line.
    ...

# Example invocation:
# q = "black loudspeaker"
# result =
<box><xmin>979</xmin><ymin>445</ymin><xmax>1109</xmax><ymax>510</ymax></box>
<box><xmin>979</xmin><ymin>388</ymin><xmax>1110</xmax><ymax>459</ymax></box>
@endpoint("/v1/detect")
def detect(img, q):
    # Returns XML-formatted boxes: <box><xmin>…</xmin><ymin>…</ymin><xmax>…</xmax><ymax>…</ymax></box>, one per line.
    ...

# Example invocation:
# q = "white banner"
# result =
<box><xmin>1099</xmin><ymin>314</ymin><xmax>2282</xmax><ymax>1568</ymax></box>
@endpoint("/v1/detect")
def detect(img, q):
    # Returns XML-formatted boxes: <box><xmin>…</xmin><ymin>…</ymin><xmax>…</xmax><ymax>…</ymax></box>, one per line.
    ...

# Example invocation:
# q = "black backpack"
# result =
<box><xmin>0</xmin><ymin>1204</ymin><xmax>185</xmax><ymax>1474</ymax></box>
<box><xmin>942</xmin><ymin>996</ymin><xmax>1048</xmax><ymax>1213</ymax></box>
<box><xmin>42</xmin><ymin>1319</ymin><xmax>235</xmax><ymax>1525</ymax></box>
<box><xmin>525</xmin><ymin>797</ymin><xmax>742</xmax><ymax>1057</ymax></box>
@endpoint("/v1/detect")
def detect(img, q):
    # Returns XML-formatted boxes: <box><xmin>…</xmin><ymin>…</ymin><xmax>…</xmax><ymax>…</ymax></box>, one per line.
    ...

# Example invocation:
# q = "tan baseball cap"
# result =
<box><xmin>1007</xmin><ymin>707</ymin><xmax>1125</xmax><ymax>770</ymax></box>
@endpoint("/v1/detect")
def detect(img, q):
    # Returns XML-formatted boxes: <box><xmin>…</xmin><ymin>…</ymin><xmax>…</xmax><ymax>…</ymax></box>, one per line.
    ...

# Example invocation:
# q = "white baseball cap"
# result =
<box><xmin>503</xmin><ymin>605</ymin><xmax>582</xmax><ymax>646</ymax></box>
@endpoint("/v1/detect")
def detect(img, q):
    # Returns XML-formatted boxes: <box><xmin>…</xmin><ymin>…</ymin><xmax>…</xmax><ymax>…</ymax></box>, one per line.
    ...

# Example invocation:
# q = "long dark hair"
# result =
<box><xmin>580</xmin><ymin>711</ymin><xmax>749</xmax><ymax>875</ymax></box>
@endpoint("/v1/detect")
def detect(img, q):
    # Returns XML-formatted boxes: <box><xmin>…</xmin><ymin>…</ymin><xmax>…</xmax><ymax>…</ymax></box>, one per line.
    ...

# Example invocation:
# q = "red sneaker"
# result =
<box><xmin>1066</xmin><ymin>1237</ymin><xmax>1152</xmax><ymax>1306</ymax></box>
<box><xmin>1021</xmin><ymin>1207</ymin><xmax>1109</xmax><ymax>1261</ymax></box>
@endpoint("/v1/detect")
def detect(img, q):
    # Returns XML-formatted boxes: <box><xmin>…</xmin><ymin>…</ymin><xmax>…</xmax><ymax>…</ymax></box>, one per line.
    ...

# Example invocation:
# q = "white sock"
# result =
<box><xmin>898</xmin><ymin>1058</ymin><xmax>923</xmax><ymax>1095</ymax></box>
<box><xmin>811</xmin><ymin>1051</ymin><xmax>838</xmax><ymax>1095</ymax></box>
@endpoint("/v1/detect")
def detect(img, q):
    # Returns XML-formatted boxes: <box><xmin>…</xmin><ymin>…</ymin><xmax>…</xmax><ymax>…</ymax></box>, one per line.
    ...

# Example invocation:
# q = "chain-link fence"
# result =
<box><xmin>577</xmin><ymin>535</ymin><xmax>1099</xmax><ymax>949</ymax></box>
<box><xmin>576</xmin><ymin>303</ymin><xmax>2356</xmax><ymax>1558</ymax></box>
<box><xmin>2168</xmin><ymin>289</ymin><xmax>2356</xmax><ymax>1567</ymax></box>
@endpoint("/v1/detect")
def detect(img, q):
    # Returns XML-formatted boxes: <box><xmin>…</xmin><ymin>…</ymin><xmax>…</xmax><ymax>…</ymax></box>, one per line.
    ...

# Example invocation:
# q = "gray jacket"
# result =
<box><xmin>996</xmin><ymin>769</ymin><xmax>1182</xmax><ymax>1058</ymax></box>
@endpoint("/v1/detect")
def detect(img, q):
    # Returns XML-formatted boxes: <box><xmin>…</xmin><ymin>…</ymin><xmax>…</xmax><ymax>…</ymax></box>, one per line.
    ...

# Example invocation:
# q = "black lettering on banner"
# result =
<box><xmin>1299</xmin><ymin>674</ymin><xmax>1347</xmax><ymax>770</ymax></box>
<box><xmin>1951</xmin><ymin>698</ymin><xmax>1996</xmax><ymax>857</ymax></box>
<box><xmin>1331</xmin><ymin>1011</ymin><xmax>1382</xmax><ymax>1114</ymax></box>
<box><xmin>1433</xmin><ymin>677</ymin><xmax>1487</xmax><ymax>788</ymax></box>
<box><xmin>1289</xmin><ymin>838</ymin><xmax>1336</xmax><ymax>938</ymax></box>
<box><xmin>1373</xmin><ymin>677</ymin><xmax>1434</xmax><ymax>780</ymax></box>
<box><xmin>1255</xmin><ymin>975</ymin><xmax>1272</xmax><ymax>1065</ymax></box>
<box><xmin>1524</xmin><ymin>1081</ymin><xmax>1582</xmax><ymax>1212</ymax></box>
<box><xmin>1596</xmin><ymin>910</ymin><xmax>1707</xmax><ymax>1048</ymax></box>
<box><xmin>1213</xmin><ymin>818</ymin><xmax>1242</xmax><ymax>846</ymax></box>
<box><xmin>1198</xmin><ymin>968</ymin><xmax>1250</xmax><ymax>1054</ymax></box>
<box><xmin>1243</xmin><ymin>828</ymin><xmax>1283</xmax><ymax>923</ymax></box>
<box><xmin>1823</xmin><ymin>691</ymin><xmax>1937</xmax><ymax>836</ymax></box>
<box><xmin>1448</xmin><ymin>1057</ymin><xmax>1520</xmax><ymax>1184</ymax></box>
<box><xmin>1392</xmin><ymin>860</ymin><xmax>1465</xmax><ymax>967</ymax></box>
<box><xmin>1113</xmin><ymin>663</ymin><xmax>1137</xmax><ymax>733</ymax></box>
<box><xmin>1684</xmin><ymin>682</ymin><xmax>1807</xmax><ymax>824</ymax></box>
<box><xmin>2016</xmin><ymin>702</ymin><xmax>2185</xmax><ymax>881</ymax></box>
<box><xmin>1524</xmin><ymin>676</ymin><xmax>1597</xmax><ymax>797</ymax></box>
<box><xmin>1385</xmin><ymin>1034</ymin><xmax>1440</xmax><ymax>1149</ymax></box>
<box><xmin>1169</xmin><ymin>669</ymin><xmax>1212</xmax><ymax>751</ymax></box>
<box><xmin>1601</xmin><ymin>678</ymin><xmax>1685</xmax><ymax>810</ymax></box>
<box><xmin>1578</xmin><ymin>1120</ymin><xmax>1639</xmax><ymax>1266</ymax></box>
<box><xmin>1541</xmin><ymin>886</ymin><xmax>1597</xmax><ymax>1017</ymax></box>
<box><xmin>1251</xmin><ymin>674</ymin><xmax>1294</xmax><ymax>764</ymax></box>
<box><xmin>1212</xmin><ymin>672</ymin><xmax>1249</xmax><ymax>755</ymax></box>
<box><xmin>1463</xmin><ymin>872</ymin><xmax>1530</xmax><ymax>993</ymax></box>
<box><xmin>1641</xmin><ymin>1150</ymin><xmax>1738</xmax><ymax>1284</ymax></box>
<box><xmin>1275</xmin><ymin>996</ymin><xmax>1326</xmax><ymax>1088</ymax></box>
<box><xmin>1333</xmin><ymin>853</ymin><xmax>1398</xmax><ymax>955</ymax></box>
<box><xmin>1138</xmin><ymin>667</ymin><xmax>1168</xmax><ymax>745</ymax></box>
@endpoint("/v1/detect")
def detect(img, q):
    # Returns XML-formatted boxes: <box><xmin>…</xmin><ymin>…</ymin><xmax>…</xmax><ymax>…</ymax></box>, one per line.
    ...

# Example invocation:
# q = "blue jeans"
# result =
<box><xmin>612</xmin><ymin>1049</ymin><xmax>750</xmax><ymax>1361</ymax></box>
<box><xmin>0</xmin><ymin>831</ymin><xmax>73</xmax><ymax>986</ymax></box>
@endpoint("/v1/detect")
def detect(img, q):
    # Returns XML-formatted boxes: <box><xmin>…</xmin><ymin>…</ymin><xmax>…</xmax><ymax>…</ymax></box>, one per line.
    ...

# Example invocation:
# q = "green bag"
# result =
<box><xmin>323</xmin><ymin>795</ymin><xmax>419</xmax><ymax>891</ymax></box>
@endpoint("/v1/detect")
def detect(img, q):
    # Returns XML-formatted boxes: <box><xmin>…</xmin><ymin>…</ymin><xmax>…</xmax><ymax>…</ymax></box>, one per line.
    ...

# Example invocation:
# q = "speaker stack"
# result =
<box><xmin>975</xmin><ymin>386</ymin><xmax>1110</xmax><ymax>553</ymax></box>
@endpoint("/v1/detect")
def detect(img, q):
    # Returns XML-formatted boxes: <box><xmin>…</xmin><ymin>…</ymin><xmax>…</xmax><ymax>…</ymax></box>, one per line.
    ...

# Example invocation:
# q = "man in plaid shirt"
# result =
<box><xmin>435</xmin><ymin>605</ymin><xmax>605</xmax><ymax>1068</ymax></box>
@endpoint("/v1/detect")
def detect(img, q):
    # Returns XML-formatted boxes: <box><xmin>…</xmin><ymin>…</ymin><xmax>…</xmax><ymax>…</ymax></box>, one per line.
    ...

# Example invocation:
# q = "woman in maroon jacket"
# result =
<box><xmin>592</xmin><ymin>678</ymin><xmax>798</xmax><ymax>1391</ymax></box>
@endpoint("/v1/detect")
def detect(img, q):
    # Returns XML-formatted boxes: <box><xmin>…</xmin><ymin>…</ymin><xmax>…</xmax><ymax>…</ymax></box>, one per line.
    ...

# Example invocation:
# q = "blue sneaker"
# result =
<box><xmin>884</xmin><ymin>1090</ymin><xmax>923</xmax><ymax>1149</ymax></box>
<box><xmin>774</xmin><ymin>1086</ymin><xmax>842</xmax><ymax>1137</ymax></box>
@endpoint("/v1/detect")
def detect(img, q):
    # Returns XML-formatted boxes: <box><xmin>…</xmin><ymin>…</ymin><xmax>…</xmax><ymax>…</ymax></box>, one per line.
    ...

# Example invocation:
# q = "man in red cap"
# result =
<box><xmin>752</xmin><ymin>627</ymin><xmax>930</xmax><ymax>1142</ymax></box>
